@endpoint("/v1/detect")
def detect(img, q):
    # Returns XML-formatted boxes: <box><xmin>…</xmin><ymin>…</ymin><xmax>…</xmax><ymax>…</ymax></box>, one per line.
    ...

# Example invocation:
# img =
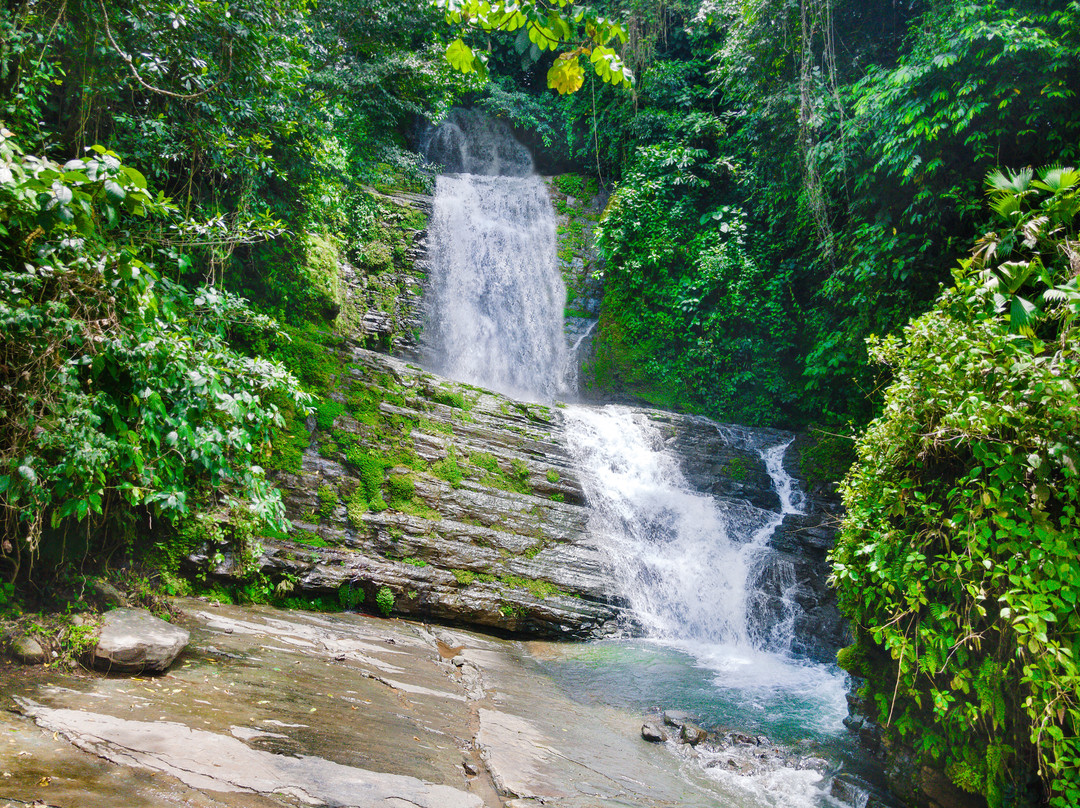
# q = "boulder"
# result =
<box><xmin>11</xmin><ymin>634</ymin><xmax>47</xmax><ymax>665</ymax></box>
<box><xmin>662</xmin><ymin>709</ymin><xmax>696</xmax><ymax>728</ymax></box>
<box><xmin>90</xmin><ymin>578</ymin><xmax>129</xmax><ymax>608</ymax></box>
<box><xmin>91</xmin><ymin>608</ymin><xmax>189</xmax><ymax>673</ymax></box>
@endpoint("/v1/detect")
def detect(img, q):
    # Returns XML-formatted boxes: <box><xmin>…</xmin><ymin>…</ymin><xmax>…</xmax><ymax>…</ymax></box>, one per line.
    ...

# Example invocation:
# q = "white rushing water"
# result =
<box><xmin>422</xmin><ymin>110</ymin><xmax>568</xmax><ymax>401</ymax></box>
<box><xmin>422</xmin><ymin>111</ymin><xmax>851</xmax><ymax>807</ymax></box>
<box><xmin>562</xmin><ymin>406</ymin><xmax>849</xmax><ymax>807</ymax></box>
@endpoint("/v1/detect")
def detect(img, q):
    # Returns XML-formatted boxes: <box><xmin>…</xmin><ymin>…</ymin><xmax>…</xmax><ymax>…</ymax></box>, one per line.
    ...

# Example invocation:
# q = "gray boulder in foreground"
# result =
<box><xmin>91</xmin><ymin>608</ymin><xmax>189</xmax><ymax>673</ymax></box>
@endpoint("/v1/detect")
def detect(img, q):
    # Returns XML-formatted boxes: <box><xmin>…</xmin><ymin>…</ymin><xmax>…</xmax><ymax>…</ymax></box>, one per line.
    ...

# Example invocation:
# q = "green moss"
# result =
<box><xmin>545</xmin><ymin>469</ymin><xmax>560</xmax><ymax>484</ymax></box>
<box><xmin>835</xmin><ymin>643</ymin><xmax>870</xmax><ymax>678</ymax></box>
<box><xmin>725</xmin><ymin>457</ymin><xmax>748</xmax><ymax>481</ymax></box>
<box><xmin>470</xmin><ymin>452</ymin><xmax>500</xmax><ymax>473</ymax></box>
<box><xmin>345</xmin><ymin>489</ymin><xmax>368</xmax><ymax>527</ymax></box>
<box><xmin>315</xmin><ymin>397</ymin><xmax>345</xmax><ymax>431</ymax></box>
<box><xmin>499</xmin><ymin>603</ymin><xmax>527</xmax><ymax>618</ymax></box>
<box><xmin>452</xmin><ymin>569</ymin><xmax>476</xmax><ymax>586</ymax></box>
<box><xmin>401</xmin><ymin>556</ymin><xmax>427</xmax><ymax>567</ymax></box>
<box><xmin>385</xmin><ymin>474</ymin><xmax>415</xmax><ymax>505</ymax></box>
<box><xmin>345</xmin><ymin>447</ymin><xmax>387</xmax><ymax>506</ymax></box>
<box><xmin>431</xmin><ymin>449</ymin><xmax>463</xmax><ymax>487</ymax></box>
<box><xmin>497</xmin><ymin>574</ymin><xmax>563</xmax><ymax>600</ymax></box>
<box><xmin>359</xmin><ymin>240</ymin><xmax>394</xmax><ymax>273</ymax></box>
<box><xmin>316</xmin><ymin>484</ymin><xmax>338</xmax><ymax>521</ymax></box>
<box><xmin>264</xmin><ymin>396</ymin><xmax>312</xmax><ymax>474</ymax></box>
<box><xmin>291</xmin><ymin>529</ymin><xmax>329</xmax><ymax>548</ymax></box>
<box><xmin>549</xmin><ymin>493</ymin><xmax>564</xmax><ymax>503</ymax></box>
<box><xmin>395</xmin><ymin>498</ymin><xmax>441</xmax><ymax>520</ymax></box>
<box><xmin>297</xmin><ymin>232</ymin><xmax>344</xmax><ymax>318</ymax></box>
<box><xmin>418</xmin><ymin>417</ymin><xmax>453</xmax><ymax>435</ymax></box>
<box><xmin>429</xmin><ymin>389</ymin><xmax>468</xmax><ymax>409</ymax></box>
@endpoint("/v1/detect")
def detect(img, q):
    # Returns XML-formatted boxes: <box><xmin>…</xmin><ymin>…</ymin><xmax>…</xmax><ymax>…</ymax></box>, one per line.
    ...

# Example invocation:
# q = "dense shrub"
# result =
<box><xmin>832</xmin><ymin>168</ymin><xmax>1080</xmax><ymax>806</ymax></box>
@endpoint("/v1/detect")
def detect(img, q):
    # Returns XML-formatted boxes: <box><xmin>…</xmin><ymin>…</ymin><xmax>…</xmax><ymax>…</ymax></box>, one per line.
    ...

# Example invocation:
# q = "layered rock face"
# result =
<box><xmin>196</xmin><ymin>347</ymin><xmax>623</xmax><ymax>637</ymax></box>
<box><xmin>191</xmin><ymin>345</ymin><xmax>845</xmax><ymax>665</ymax></box>
<box><xmin>188</xmin><ymin>172</ymin><xmax>846</xmax><ymax>659</ymax></box>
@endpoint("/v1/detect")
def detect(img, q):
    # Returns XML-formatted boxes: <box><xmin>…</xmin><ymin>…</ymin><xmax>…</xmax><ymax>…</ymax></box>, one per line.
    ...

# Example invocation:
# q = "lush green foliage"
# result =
<box><xmin>0</xmin><ymin>130</ymin><xmax>308</xmax><ymax>579</ymax></box>
<box><xmin>0</xmin><ymin>0</ymin><xmax>464</xmax><ymax>594</ymax></box>
<box><xmin>832</xmin><ymin>170</ymin><xmax>1080</xmax><ymax>806</ymax></box>
<box><xmin>584</xmin><ymin>0</ymin><xmax>1080</xmax><ymax>428</ymax></box>
<box><xmin>594</xmin><ymin>140</ymin><xmax>799</xmax><ymax>421</ymax></box>
<box><xmin>436</xmin><ymin>0</ymin><xmax>634</xmax><ymax>93</ymax></box>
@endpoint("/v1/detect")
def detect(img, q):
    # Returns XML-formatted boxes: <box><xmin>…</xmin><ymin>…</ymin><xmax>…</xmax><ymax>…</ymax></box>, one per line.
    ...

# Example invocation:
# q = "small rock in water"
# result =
<box><xmin>830</xmin><ymin>774</ymin><xmax>869</xmax><ymax>807</ymax></box>
<box><xmin>843</xmin><ymin>715</ymin><xmax>865</xmax><ymax>731</ymax></box>
<box><xmin>640</xmin><ymin>720</ymin><xmax>668</xmax><ymax>743</ymax></box>
<box><xmin>797</xmin><ymin>756</ymin><xmax>829</xmax><ymax>772</ymax></box>
<box><xmin>662</xmin><ymin>709</ymin><xmax>695</xmax><ymax>728</ymax></box>
<box><xmin>679</xmin><ymin>723</ymin><xmax>707</xmax><ymax>746</ymax></box>
<box><xmin>727</xmin><ymin>731</ymin><xmax>757</xmax><ymax>747</ymax></box>
<box><xmin>462</xmin><ymin>760</ymin><xmax>479</xmax><ymax>776</ymax></box>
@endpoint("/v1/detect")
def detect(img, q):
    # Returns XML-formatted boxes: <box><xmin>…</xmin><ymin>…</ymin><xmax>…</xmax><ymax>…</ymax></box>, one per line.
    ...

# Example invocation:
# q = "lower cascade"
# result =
<box><xmin>557</xmin><ymin>405</ymin><xmax>853</xmax><ymax>807</ymax></box>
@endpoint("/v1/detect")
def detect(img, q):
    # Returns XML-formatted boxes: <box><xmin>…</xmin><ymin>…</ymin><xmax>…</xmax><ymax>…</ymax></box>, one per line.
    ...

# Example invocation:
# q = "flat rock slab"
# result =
<box><xmin>92</xmin><ymin>608</ymin><xmax>190</xmax><ymax>672</ymax></box>
<box><xmin>0</xmin><ymin>601</ymin><xmax>784</xmax><ymax>808</ymax></box>
<box><xmin>15</xmin><ymin>698</ymin><xmax>481</xmax><ymax>808</ymax></box>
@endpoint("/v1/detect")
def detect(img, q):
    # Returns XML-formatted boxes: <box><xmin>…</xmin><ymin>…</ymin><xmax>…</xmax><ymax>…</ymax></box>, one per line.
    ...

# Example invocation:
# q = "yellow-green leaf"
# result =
<box><xmin>547</xmin><ymin>54</ymin><xmax>584</xmax><ymax>95</ymax></box>
<box><xmin>446</xmin><ymin>39</ymin><xmax>476</xmax><ymax>73</ymax></box>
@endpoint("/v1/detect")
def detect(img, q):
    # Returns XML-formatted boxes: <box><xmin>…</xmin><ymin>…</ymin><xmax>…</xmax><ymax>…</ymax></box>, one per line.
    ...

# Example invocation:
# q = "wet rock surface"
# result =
<box><xmin>637</xmin><ymin>707</ymin><xmax>902</xmax><ymax>808</ymax></box>
<box><xmin>0</xmin><ymin>601</ymin><xmax>808</xmax><ymax>808</ymax></box>
<box><xmin>91</xmin><ymin>608</ymin><xmax>190</xmax><ymax>673</ymax></box>
<box><xmin>191</xmin><ymin>347</ymin><xmax>623</xmax><ymax>639</ymax></box>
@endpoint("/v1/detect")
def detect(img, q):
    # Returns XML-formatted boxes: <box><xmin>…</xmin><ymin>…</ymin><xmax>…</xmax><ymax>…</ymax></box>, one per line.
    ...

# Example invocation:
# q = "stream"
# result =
<box><xmin>421</xmin><ymin>111</ymin><xmax>879</xmax><ymax>807</ymax></box>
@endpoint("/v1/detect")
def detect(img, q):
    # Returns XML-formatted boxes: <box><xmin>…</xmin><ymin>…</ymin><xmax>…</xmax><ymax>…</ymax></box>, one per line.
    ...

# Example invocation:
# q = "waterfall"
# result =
<box><xmin>563</xmin><ymin>407</ymin><xmax>807</xmax><ymax>652</ymax></box>
<box><xmin>419</xmin><ymin>110</ymin><xmax>856</xmax><ymax>806</ymax></box>
<box><xmin>422</xmin><ymin>110</ymin><xmax>568</xmax><ymax>401</ymax></box>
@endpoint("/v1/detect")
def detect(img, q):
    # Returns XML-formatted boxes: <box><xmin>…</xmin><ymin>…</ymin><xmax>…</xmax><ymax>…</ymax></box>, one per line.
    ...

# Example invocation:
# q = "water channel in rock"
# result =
<box><xmin>421</xmin><ymin>111</ymin><xmax>873</xmax><ymax>807</ymax></box>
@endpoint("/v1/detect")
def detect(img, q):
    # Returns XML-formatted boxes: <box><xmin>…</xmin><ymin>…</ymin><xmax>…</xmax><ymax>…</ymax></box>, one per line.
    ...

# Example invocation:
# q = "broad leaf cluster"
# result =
<box><xmin>0</xmin><ymin>130</ymin><xmax>309</xmax><ymax>579</ymax></box>
<box><xmin>435</xmin><ymin>0</ymin><xmax>634</xmax><ymax>93</ymax></box>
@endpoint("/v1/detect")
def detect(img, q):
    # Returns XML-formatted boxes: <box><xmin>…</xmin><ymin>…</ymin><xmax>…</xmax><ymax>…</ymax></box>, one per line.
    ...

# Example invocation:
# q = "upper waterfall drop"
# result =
<box><xmin>421</xmin><ymin>111</ymin><xmax>568</xmax><ymax>401</ymax></box>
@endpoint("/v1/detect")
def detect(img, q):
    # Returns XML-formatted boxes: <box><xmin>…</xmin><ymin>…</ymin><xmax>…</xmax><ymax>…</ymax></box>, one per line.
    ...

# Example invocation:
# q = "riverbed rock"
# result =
<box><xmin>679</xmin><ymin>723</ymin><xmax>707</xmax><ymax>746</ymax></box>
<box><xmin>641</xmin><ymin>720</ymin><xmax>667</xmax><ymax>742</ymax></box>
<box><xmin>91</xmin><ymin>608</ymin><xmax>189</xmax><ymax>673</ymax></box>
<box><xmin>662</xmin><ymin>709</ymin><xmax>696</xmax><ymax>728</ymax></box>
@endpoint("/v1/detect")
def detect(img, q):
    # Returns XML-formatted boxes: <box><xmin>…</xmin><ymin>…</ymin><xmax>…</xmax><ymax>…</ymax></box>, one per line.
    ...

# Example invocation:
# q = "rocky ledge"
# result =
<box><xmin>192</xmin><ymin>346</ymin><xmax>623</xmax><ymax>637</ymax></box>
<box><xmin>1</xmin><ymin>601</ymin><xmax>876</xmax><ymax>808</ymax></box>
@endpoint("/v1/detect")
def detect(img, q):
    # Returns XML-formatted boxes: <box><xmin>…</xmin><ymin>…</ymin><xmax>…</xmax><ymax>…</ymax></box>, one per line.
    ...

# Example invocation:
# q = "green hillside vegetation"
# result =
<box><xmin>1</xmin><ymin>1</ymin><xmax>1078</xmax><ymax>803</ymax></box>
